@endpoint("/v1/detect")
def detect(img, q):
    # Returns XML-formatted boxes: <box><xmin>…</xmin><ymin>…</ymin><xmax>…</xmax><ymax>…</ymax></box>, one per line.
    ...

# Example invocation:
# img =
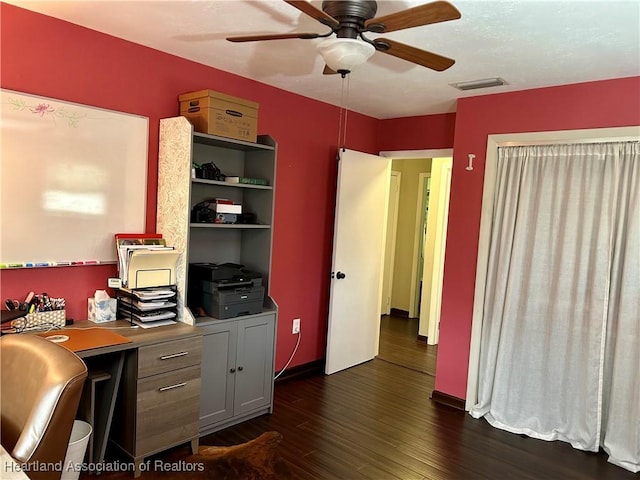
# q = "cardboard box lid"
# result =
<box><xmin>179</xmin><ymin>89</ymin><xmax>259</xmax><ymax>110</ymax></box>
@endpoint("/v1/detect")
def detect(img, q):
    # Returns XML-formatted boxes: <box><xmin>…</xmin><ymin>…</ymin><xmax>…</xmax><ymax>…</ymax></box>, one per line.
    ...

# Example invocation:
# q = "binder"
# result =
<box><xmin>126</xmin><ymin>250</ymin><xmax>180</xmax><ymax>288</ymax></box>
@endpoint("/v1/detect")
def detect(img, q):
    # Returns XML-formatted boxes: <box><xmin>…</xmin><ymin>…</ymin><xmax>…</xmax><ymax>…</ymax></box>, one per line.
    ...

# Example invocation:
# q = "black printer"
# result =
<box><xmin>188</xmin><ymin>263</ymin><xmax>264</xmax><ymax>319</ymax></box>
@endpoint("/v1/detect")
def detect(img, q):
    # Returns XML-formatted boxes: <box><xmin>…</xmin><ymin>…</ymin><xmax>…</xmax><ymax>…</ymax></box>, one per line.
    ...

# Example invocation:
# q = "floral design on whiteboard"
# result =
<box><xmin>7</xmin><ymin>96</ymin><xmax>86</xmax><ymax>127</ymax></box>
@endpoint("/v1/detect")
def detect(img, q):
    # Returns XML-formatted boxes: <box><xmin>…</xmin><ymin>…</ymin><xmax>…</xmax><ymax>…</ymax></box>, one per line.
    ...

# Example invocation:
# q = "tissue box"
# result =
<box><xmin>88</xmin><ymin>298</ymin><xmax>117</xmax><ymax>323</ymax></box>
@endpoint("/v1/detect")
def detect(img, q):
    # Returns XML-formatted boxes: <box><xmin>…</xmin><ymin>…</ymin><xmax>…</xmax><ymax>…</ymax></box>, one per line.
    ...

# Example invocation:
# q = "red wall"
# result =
<box><xmin>435</xmin><ymin>77</ymin><xmax>640</xmax><ymax>399</ymax></box>
<box><xmin>5</xmin><ymin>5</ymin><xmax>635</xmax><ymax>399</ymax></box>
<box><xmin>378</xmin><ymin>113</ymin><xmax>456</xmax><ymax>151</ymax></box>
<box><xmin>0</xmin><ymin>3</ymin><xmax>382</xmax><ymax>370</ymax></box>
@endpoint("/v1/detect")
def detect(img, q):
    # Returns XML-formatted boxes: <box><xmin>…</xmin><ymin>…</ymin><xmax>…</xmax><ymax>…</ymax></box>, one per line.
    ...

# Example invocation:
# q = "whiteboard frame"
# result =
<box><xmin>1</xmin><ymin>89</ymin><xmax>149</xmax><ymax>266</ymax></box>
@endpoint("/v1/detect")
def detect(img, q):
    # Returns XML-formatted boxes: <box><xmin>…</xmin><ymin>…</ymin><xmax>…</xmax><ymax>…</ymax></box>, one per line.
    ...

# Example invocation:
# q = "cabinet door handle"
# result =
<box><xmin>158</xmin><ymin>382</ymin><xmax>187</xmax><ymax>392</ymax></box>
<box><xmin>237</xmin><ymin>366</ymin><xmax>244</xmax><ymax>371</ymax></box>
<box><xmin>230</xmin><ymin>368</ymin><xmax>236</xmax><ymax>373</ymax></box>
<box><xmin>160</xmin><ymin>351</ymin><xmax>188</xmax><ymax>360</ymax></box>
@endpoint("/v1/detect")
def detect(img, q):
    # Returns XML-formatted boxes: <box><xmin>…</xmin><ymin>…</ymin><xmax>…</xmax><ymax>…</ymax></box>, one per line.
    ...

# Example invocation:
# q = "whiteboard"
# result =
<box><xmin>1</xmin><ymin>89</ymin><xmax>148</xmax><ymax>266</ymax></box>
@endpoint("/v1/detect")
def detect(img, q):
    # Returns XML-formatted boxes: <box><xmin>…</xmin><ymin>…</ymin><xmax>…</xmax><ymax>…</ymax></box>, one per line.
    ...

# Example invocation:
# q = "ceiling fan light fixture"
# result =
<box><xmin>317</xmin><ymin>38</ymin><xmax>376</xmax><ymax>73</ymax></box>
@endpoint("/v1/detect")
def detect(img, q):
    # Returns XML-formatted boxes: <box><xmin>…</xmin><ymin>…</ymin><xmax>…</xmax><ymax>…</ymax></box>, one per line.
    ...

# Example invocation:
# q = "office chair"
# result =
<box><xmin>1</xmin><ymin>334</ymin><xmax>88</xmax><ymax>480</ymax></box>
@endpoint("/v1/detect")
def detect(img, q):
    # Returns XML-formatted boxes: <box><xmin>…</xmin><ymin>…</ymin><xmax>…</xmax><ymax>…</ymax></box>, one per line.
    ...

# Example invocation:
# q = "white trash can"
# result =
<box><xmin>61</xmin><ymin>420</ymin><xmax>92</xmax><ymax>480</ymax></box>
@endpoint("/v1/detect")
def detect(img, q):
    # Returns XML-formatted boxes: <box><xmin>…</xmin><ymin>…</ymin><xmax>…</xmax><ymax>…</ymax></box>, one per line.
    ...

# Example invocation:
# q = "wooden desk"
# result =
<box><xmin>41</xmin><ymin>321</ymin><xmax>202</xmax><ymax>477</ymax></box>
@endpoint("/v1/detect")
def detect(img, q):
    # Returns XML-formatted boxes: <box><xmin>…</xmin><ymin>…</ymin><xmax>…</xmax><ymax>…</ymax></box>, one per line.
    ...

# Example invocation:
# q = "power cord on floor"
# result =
<box><xmin>273</xmin><ymin>331</ymin><xmax>301</xmax><ymax>381</ymax></box>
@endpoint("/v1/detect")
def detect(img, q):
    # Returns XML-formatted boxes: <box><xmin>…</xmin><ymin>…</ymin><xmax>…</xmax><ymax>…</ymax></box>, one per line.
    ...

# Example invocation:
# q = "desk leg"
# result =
<box><xmin>133</xmin><ymin>459</ymin><xmax>144</xmax><ymax>478</ymax></box>
<box><xmin>79</xmin><ymin>371</ymin><xmax>111</xmax><ymax>464</ymax></box>
<box><xmin>81</xmin><ymin>352</ymin><xmax>125</xmax><ymax>466</ymax></box>
<box><xmin>190</xmin><ymin>437</ymin><xmax>199</xmax><ymax>455</ymax></box>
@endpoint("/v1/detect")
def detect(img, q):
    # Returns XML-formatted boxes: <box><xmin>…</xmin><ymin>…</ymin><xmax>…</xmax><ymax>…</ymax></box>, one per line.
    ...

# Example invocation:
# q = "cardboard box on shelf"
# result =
<box><xmin>179</xmin><ymin>90</ymin><xmax>259</xmax><ymax>143</ymax></box>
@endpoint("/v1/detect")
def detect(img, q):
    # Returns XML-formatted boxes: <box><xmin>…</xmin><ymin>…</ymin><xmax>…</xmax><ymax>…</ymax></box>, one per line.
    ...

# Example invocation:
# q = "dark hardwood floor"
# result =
<box><xmin>199</xmin><ymin>361</ymin><xmax>631</xmax><ymax>480</ymax></box>
<box><xmin>85</xmin><ymin>319</ymin><xmax>633</xmax><ymax>479</ymax></box>
<box><xmin>376</xmin><ymin>314</ymin><xmax>437</xmax><ymax>376</ymax></box>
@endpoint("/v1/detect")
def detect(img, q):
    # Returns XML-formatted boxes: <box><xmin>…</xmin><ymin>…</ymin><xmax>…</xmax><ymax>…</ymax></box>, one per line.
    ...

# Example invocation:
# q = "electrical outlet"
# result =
<box><xmin>292</xmin><ymin>318</ymin><xmax>300</xmax><ymax>334</ymax></box>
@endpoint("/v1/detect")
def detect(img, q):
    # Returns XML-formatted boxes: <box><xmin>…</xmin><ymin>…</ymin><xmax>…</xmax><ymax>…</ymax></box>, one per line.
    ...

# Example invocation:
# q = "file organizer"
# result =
<box><xmin>114</xmin><ymin>233</ymin><xmax>179</xmax><ymax>289</ymax></box>
<box><xmin>115</xmin><ymin>234</ymin><xmax>181</xmax><ymax>326</ymax></box>
<box><xmin>116</xmin><ymin>285</ymin><xmax>178</xmax><ymax>328</ymax></box>
<box><xmin>125</xmin><ymin>250</ymin><xmax>180</xmax><ymax>289</ymax></box>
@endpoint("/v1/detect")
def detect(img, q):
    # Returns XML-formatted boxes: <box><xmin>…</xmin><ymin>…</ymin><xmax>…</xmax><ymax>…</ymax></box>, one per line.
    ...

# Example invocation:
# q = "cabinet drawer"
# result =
<box><xmin>136</xmin><ymin>365</ymin><xmax>201</xmax><ymax>456</ymax></box>
<box><xmin>138</xmin><ymin>336</ymin><xmax>202</xmax><ymax>378</ymax></box>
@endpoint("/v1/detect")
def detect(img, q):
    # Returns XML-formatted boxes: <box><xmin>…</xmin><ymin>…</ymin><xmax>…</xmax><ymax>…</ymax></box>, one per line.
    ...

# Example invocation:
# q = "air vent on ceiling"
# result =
<box><xmin>450</xmin><ymin>77</ymin><xmax>507</xmax><ymax>91</ymax></box>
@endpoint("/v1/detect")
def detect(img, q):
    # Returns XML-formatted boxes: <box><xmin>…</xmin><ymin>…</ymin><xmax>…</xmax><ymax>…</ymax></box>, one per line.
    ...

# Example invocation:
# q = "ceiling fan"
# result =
<box><xmin>226</xmin><ymin>0</ymin><xmax>461</xmax><ymax>75</ymax></box>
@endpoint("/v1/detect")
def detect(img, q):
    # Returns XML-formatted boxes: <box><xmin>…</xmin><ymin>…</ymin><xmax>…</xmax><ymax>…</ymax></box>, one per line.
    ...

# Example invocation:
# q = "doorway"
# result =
<box><xmin>381</xmin><ymin>171</ymin><xmax>401</xmax><ymax>316</ymax></box>
<box><xmin>377</xmin><ymin>149</ymin><xmax>453</xmax><ymax>374</ymax></box>
<box><xmin>412</xmin><ymin>173</ymin><xmax>431</xmax><ymax>318</ymax></box>
<box><xmin>378</xmin><ymin>313</ymin><xmax>438</xmax><ymax>375</ymax></box>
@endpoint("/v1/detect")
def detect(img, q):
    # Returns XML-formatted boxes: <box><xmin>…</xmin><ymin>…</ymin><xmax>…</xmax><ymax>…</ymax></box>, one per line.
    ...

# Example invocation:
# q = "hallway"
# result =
<box><xmin>377</xmin><ymin>313</ymin><xmax>438</xmax><ymax>376</ymax></box>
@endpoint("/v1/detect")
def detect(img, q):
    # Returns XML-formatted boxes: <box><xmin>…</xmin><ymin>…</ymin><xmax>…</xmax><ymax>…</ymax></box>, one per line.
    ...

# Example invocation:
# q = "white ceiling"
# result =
<box><xmin>6</xmin><ymin>0</ymin><xmax>640</xmax><ymax>119</ymax></box>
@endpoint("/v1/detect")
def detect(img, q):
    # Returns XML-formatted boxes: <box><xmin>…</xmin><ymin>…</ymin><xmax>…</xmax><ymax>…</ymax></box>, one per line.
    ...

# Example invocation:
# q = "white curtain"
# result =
<box><xmin>469</xmin><ymin>141</ymin><xmax>639</xmax><ymax>472</ymax></box>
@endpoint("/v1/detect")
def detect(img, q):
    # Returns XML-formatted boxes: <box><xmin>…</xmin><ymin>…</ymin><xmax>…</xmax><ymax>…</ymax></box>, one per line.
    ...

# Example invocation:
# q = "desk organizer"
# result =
<box><xmin>116</xmin><ymin>285</ymin><xmax>178</xmax><ymax>327</ymax></box>
<box><xmin>14</xmin><ymin>310</ymin><xmax>66</xmax><ymax>331</ymax></box>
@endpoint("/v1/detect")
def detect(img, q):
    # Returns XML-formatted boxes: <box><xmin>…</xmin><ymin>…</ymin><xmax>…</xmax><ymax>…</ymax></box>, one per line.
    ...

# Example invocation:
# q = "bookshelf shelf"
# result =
<box><xmin>157</xmin><ymin>116</ymin><xmax>277</xmax><ymax>327</ymax></box>
<box><xmin>192</xmin><ymin>178</ymin><xmax>272</xmax><ymax>190</ymax></box>
<box><xmin>157</xmin><ymin>116</ymin><xmax>278</xmax><ymax>439</ymax></box>
<box><xmin>190</xmin><ymin>223</ymin><xmax>271</xmax><ymax>229</ymax></box>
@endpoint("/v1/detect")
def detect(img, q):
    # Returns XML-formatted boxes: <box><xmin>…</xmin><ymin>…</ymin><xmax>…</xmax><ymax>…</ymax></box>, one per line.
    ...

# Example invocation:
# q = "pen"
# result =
<box><xmin>55</xmin><ymin>262</ymin><xmax>72</xmax><ymax>266</ymax></box>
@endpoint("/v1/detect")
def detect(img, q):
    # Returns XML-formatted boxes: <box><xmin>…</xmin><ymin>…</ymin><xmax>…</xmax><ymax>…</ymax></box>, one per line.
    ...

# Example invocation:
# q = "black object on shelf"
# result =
<box><xmin>199</xmin><ymin>162</ymin><xmax>225</xmax><ymax>181</ymax></box>
<box><xmin>187</xmin><ymin>263</ymin><xmax>264</xmax><ymax>319</ymax></box>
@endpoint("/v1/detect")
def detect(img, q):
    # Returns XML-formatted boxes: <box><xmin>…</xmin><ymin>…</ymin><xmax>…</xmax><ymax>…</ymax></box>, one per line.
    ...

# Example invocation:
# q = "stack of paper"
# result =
<box><xmin>117</xmin><ymin>286</ymin><xmax>178</xmax><ymax>328</ymax></box>
<box><xmin>118</xmin><ymin>295</ymin><xmax>176</xmax><ymax>311</ymax></box>
<box><xmin>126</xmin><ymin>250</ymin><xmax>180</xmax><ymax>288</ymax></box>
<box><xmin>115</xmin><ymin>235</ymin><xmax>179</xmax><ymax>288</ymax></box>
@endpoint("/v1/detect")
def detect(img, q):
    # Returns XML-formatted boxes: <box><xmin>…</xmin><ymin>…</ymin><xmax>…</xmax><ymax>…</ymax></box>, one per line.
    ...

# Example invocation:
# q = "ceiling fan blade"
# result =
<box><xmin>284</xmin><ymin>1</ymin><xmax>339</xmax><ymax>29</ymax></box>
<box><xmin>375</xmin><ymin>38</ymin><xmax>455</xmax><ymax>71</ymax></box>
<box><xmin>227</xmin><ymin>32</ymin><xmax>321</xmax><ymax>43</ymax></box>
<box><xmin>365</xmin><ymin>1</ymin><xmax>461</xmax><ymax>33</ymax></box>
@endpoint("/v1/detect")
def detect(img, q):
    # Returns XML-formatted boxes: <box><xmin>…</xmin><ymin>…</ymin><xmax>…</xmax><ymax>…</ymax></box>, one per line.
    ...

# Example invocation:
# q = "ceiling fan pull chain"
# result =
<box><xmin>342</xmin><ymin>74</ymin><xmax>350</xmax><ymax>151</ymax></box>
<box><xmin>337</xmin><ymin>74</ymin><xmax>346</xmax><ymax>151</ymax></box>
<box><xmin>337</xmin><ymin>106</ymin><xmax>343</xmax><ymax>153</ymax></box>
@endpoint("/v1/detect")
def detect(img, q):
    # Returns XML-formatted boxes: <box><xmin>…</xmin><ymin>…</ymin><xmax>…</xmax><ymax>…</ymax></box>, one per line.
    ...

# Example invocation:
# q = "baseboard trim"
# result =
<box><xmin>275</xmin><ymin>359</ymin><xmax>324</xmax><ymax>383</ymax></box>
<box><xmin>430</xmin><ymin>390</ymin><xmax>465</xmax><ymax>410</ymax></box>
<box><xmin>389</xmin><ymin>308</ymin><xmax>409</xmax><ymax>318</ymax></box>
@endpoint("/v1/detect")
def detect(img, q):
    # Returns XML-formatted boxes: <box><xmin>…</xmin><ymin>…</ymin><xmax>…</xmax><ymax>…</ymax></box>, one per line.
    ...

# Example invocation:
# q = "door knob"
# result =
<box><xmin>336</xmin><ymin>271</ymin><xmax>346</xmax><ymax>279</ymax></box>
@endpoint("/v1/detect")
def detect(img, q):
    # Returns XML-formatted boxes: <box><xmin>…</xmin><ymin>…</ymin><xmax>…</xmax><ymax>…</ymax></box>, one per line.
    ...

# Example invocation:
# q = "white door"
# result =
<box><xmin>325</xmin><ymin>149</ymin><xmax>391</xmax><ymax>375</ymax></box>
<box><xmin>381</xmin><ymin>171</ymin><xmax>400</xmax><ymax>315</ymax></box>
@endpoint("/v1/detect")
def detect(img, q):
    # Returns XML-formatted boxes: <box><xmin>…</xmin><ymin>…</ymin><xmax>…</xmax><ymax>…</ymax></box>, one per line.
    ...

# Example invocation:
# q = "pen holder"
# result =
<box><xmin>14</xmin><ymin>310</ymin><xmax>66</xmax><ymax>331</ymax></box>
